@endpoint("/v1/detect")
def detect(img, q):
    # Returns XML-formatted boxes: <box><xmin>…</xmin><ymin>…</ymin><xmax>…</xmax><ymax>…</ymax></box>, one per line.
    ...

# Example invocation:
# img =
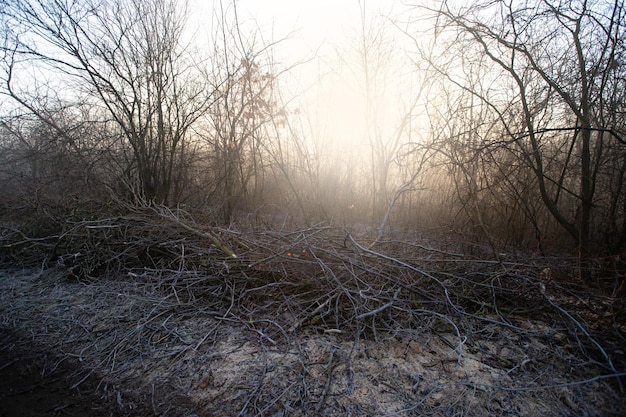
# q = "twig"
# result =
<box><xmin>356</xmin><ymin>288</ymin><xmax>401</xmax><ymax>319</ymax></box>
<box><xmin>154</xmin><ymin>205</ymin><xmax>238</xmax><ymax>258</ymax></box>
<box><xmin>315</xmin><ymin>348</ymin><xmax>336</xmax><ymax>413</ymax></box>
<box><xmin>289</xmin><ymin>294</ymin><xmax>337</xmax><ymax>332</ymax></box>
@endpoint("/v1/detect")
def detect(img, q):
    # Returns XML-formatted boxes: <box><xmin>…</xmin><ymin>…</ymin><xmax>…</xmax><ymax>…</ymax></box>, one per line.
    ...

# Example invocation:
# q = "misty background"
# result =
<box><xmin>1</xmin><ymin>0</ymin><xmax>625</xmax><ymax>264</ymax></box>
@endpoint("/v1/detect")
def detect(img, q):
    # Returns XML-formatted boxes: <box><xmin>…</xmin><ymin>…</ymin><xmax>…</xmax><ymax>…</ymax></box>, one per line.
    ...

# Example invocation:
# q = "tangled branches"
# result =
<box><xmin>1</xmin><ymin>202</ymin><xmax>625</xmax><ymax>415</ymax></box>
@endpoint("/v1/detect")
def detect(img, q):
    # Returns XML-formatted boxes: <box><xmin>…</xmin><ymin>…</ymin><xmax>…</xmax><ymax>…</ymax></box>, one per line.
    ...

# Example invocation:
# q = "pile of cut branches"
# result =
<box><xmin>1</xmin><ymin>201</ymin><xmax>625</xmax><ymax>414</ymax></box>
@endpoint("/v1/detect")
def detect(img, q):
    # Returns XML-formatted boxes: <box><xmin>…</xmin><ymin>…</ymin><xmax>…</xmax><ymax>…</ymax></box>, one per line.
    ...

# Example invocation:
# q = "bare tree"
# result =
<box><xmin>1</xmin><ymin>0</ymin><xmax>211</xmax><ymax>205</ymax></box>
<box><xmin>329</xmin><ymin>2</ymin><xmax>426</xmax><ymax>226</ymax></box>
<box><xmin>194</xmin><ymin>1</ymin><xmax>289</xmax><ymax>222</ymax></box>
<box><xmin>411</xmin><ymin>0</ymin><xmax>626</xmax><ymax>269</ymax></box>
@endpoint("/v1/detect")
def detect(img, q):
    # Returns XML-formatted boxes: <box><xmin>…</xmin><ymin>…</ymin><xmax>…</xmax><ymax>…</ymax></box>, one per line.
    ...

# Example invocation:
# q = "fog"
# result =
<box><xmin>1</xmin><ymin>0</ymin><xmax>624</xmax><ymax>259</ymax></box>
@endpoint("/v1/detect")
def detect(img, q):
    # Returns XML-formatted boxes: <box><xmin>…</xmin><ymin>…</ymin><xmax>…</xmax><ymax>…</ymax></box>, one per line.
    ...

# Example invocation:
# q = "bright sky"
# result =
<box><xmin>235</xmin><ymin>0</ymin><xmax>395</xmax><ymax>58</ymax></box>
<box><xmin>222</xmin><ymin>0</ymin><xmax>420</xmax><ymax>157</ymax></box>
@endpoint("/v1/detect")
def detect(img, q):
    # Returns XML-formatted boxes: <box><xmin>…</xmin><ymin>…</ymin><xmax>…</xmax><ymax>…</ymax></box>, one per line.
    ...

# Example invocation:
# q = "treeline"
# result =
<box><xmin>0</xmin><ymin>0</ymin><xmax>625</xmax><ymax>263</ymax></box>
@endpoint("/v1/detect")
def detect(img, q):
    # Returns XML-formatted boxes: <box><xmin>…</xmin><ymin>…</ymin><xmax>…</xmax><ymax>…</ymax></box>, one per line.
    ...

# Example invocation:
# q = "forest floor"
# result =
<box><xmin>0</xmin><ymin>206</ymin><xmax>625</xmax><ymax>416</ymax></box>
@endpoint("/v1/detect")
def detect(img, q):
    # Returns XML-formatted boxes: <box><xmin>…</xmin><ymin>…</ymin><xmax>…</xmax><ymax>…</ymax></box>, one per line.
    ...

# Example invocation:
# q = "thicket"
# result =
<box><xmin>0</xmin><ymin>0</ymin><xmax>624</xmax><ymax>279</ymax></box>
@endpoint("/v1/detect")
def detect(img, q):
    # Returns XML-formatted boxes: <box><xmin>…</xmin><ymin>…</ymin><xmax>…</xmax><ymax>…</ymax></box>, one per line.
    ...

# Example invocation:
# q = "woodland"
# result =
<box><xmin>0</xmin><ymin>0</ymin><xmax>625</xmax><ymax>416</ymax></box>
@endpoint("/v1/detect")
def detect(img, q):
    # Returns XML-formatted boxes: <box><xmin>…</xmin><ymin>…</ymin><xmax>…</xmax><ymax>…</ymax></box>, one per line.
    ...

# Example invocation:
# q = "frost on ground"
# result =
<box><xmin>0</xmin><ymin>209</ymin><xmax>623</xmax><ymax>416</ymax></box>
<box><xmin>0</xmin><ymin>265</ymin><xmax>623</xmax><ymax>417</ymax></box>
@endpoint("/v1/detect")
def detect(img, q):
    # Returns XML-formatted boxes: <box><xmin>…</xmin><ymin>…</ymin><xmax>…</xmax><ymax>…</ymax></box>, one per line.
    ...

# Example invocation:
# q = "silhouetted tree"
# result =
<box><xmin>1</xmin><ymin>0</ymin><xmax>212</xmax><ymax>204</ymax></box>
<box><xmin>413</xmin><ymin>0</ymin><xmax>626</xmax><ymax>267</ymax></box>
